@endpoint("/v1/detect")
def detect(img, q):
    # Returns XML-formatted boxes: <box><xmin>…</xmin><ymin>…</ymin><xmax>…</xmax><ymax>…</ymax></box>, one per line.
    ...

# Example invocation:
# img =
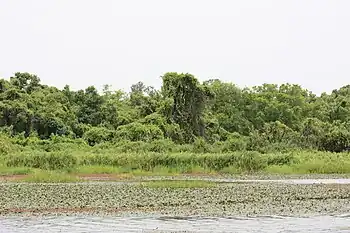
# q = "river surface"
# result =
<box><xmin>0</xmin><ymin>215</ymin><xmax>350</xmax><ymax>233</ymax></box>
<box><xmin>6</xmin><ymin>178</ymin><xmax>350</xmax><ymax>185</ymax></box>
<box><xmin>1</xmin><ymin>178</ymin><xmax>350</xmax><ymax>232</ymax></box>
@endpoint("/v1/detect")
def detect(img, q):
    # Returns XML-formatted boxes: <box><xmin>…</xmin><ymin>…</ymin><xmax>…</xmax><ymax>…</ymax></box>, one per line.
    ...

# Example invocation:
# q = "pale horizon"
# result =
<box><xmin>1</xmin><ymin>0</ymin><xmax>349</xmax><ymax>95</ymax></box>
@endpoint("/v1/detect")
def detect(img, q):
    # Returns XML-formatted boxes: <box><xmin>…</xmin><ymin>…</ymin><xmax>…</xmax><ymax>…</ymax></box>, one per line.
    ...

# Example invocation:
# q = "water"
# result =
<box><xmin>7</xmin><ymin>178</ymin><xmax>350</xmax><ymax>186</ymax></box>
<box><xmin>217</xmin><ymin>178</ymin><xmax>350</xmax><ymax>184</ymax></box>
<box><xmin>1</xmin><ymin>215</ymin><xmax>350</xmax><ymax>233</ymax></box>
<box><xmin>1</xmin><ymin>179</ymin><xmax>349</xmax><ymax>232</ymax></box>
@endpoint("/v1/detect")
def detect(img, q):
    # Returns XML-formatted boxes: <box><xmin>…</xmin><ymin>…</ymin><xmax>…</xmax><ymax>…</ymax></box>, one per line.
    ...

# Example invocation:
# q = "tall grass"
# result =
<box><xmin>21</xmin><ymin>170</ymin><xmax>79</xmax><ymax>183</ymax></box>
<box><xmin>0</xmin><ymin>166</ymin><xmax>33</xmax><ymax>175</ymax></box>
<box><xmin>1</xmin><ymin>150</ymin><xmax>314</xmax><ymax>174</ymax></box>
<box><xmin>74</xmin><ymin>165</ymin><xmax>127</xmax><ymax>174</ymax></box>
<box><xmin>6</xmin><ymin>151</ymin><xmax>77</xmax><ymax>170</ymax></box>
<box><xmin>265</xmin><ymin>151</ymin><xmax>350</xmax><ymax>174</ymax></box>
<box><xmin>78</xmin><ymin>151</ymin><xmax>274</xmax><ymax>172</ymax></box>
<box><xmin>1</xmin><ymin>135</ymin><xmax>350</xmax><ymax>175</ymax></box>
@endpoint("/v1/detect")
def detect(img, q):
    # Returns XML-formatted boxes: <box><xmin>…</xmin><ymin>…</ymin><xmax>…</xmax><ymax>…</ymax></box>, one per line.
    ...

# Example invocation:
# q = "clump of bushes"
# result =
<box><xmin>0</xmin><ymin>134</ymin><xmax>19</xmax><ymax>156</ymax></box>
<box><xmin>115</xmin><ymin>123</ymin><xmax>164</xmax><ymax>142</ymax></box>
<box><xmin>83</xmin><ymin>126</ymin><xmax>115</xmax><ymax>146</ymax></box>
<box><xmin>6</xmin><ymin>151</ymin><xmax>77</xmax><ymax>170</ymax></box>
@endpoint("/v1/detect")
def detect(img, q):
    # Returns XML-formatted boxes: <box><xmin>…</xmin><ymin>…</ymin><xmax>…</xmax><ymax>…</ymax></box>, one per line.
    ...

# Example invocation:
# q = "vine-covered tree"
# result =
<box><xmin>161</xmin><ymin>72</ymin><xmax>213</xmax><ymax>142</ymax></box>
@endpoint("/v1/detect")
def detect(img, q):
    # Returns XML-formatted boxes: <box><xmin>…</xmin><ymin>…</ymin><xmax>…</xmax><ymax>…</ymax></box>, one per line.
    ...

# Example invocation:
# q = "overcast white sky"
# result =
<box><xmin>0</xmin><ymin>0</ymin><xmax>349</xmax><ymax>94</ymax></box>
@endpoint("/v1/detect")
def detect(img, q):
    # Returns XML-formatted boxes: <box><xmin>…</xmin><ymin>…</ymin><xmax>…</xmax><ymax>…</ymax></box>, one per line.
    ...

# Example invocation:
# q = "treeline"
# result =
<box><xmin>1</xmin><ymin>72</ymin><xmax>350</xmax><ymax>153</ymax></box>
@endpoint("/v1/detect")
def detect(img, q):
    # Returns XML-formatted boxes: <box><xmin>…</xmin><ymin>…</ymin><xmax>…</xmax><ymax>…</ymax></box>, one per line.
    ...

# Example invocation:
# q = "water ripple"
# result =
<box><xmin>1</xmin><ymin>215</ymin><xmax>350</xmax><ymax>233</ymax></box>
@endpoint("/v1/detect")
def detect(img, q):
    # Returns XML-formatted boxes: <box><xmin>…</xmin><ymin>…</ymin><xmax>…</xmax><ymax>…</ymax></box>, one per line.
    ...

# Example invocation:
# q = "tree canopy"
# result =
<box><xmin>1</xmin><ymin>71</ymin><xmax>349</xmax><ymax>152</ymax></box>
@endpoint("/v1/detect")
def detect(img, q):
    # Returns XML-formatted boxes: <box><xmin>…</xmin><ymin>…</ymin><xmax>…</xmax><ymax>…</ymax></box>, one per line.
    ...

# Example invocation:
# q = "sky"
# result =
<box><xmin>0</xmin><ymin>0</ymin><xmax>349</xmax><ymax>95</ymax></box>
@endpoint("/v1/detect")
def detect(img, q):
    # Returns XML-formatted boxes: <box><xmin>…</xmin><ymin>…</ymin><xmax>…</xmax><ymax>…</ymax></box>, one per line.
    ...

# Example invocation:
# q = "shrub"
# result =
<box><xmin>148</xmin><ymin>139</ymin><xmax>176</xmax><ymax>153</ymax></box>
<box><xmin>266</xmin><ymin>153</ymin><xmax>297</xmax><ymax>166</ymax></box>
<box><xmin>0</xmin><ymin>134</ymin><xmax>18</xmax><ymax>156</ymax></box>
<box><xmin>193</xmin><ymin>138</ymin><xmax>212</xmax><ymax>153</ymax></box>
<box><xmin>116</xmin><ymin>123</ymin><xmax>164</xmax><ymax>142</ymax></box>
<box><xmin>115</xmin><ymin>140</ymin><xmax>148</xmax><ymax>153</ymax></box>
<box><xmin>83</xmin><ymin>126</ymin><xmax>115</xmax><ymax>146</ymax></box>
<box><xmin>320</xmin><ymin>126</ymin><xmax>350</xmax><ymax>152</ymax></box>
<box><xmin>72</xmin><ymin>123</ymin><xmax>91</xmax><ymax>138</ymax></box>
<box><xmin>221</xmin><ymin>133</ymin><xmax>248</xmax><ymax>152</ymax></box>
<box><xmin>6</xmin><ymin>151</ymin><xmax>77</xmax><ymax>170</ymax></box>
<box><xmin>232</xmin><ymin>151</ymin><xmax>267</xmax><ymax>172</ymax></box>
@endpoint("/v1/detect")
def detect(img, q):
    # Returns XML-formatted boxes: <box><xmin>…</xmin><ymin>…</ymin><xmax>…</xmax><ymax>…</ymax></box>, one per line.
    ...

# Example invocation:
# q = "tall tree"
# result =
<box><xmin>161</xmin><ymin>72</ymin><xmax>212</xmax><ymax>142</ymax></box>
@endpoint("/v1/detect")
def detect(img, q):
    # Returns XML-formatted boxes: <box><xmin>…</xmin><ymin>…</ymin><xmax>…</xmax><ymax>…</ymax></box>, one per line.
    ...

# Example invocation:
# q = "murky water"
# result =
<box><xmin>1</xmin><ymin>179</ymin><xmax>349</xmax><ymax>232</ymax></box>
<box><xmin>218</xmin><ymin>178</ymin><xmax>350</xmax><ymax>184</ymax></box>
<box><xmin>7</xmin><ymin>178</ymin><xmax>350</xmax><ymax>186</ymax></box>
<box><xmin>1</xmin><ymin>215</ymin><xmax>350</xmax><ymax>233</ymax></box>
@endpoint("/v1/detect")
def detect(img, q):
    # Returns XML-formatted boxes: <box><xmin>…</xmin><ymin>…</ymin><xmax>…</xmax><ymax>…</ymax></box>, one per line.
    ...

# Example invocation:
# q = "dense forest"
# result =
<box><xmin>1</xmin><ymin>72</ymin><xmax>350</xmax><ymax>154</ymax></box>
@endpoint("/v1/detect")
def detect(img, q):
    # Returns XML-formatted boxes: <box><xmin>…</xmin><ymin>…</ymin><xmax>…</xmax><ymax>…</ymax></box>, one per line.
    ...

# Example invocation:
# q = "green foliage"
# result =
<box><xmin>83</xmin><ymin>126</ymin><xmax>115</xmax><ymax>146</ymax></box>
<box><xmin>0</xmin><ymin>134</ymin><xmax>18</xmax><ymax>156</ymax></box>
<box><xmin>300</xmin><ymin>118</ymin><xmax>327</xmax><ymax>149</ymax></box>
<box><xmin>116</xmin><ymin>122</ymin><xmax>164</xmax><ymax>142</ymax></box>
<box><xmin>247</xmin><ymin>121</ymin><xmax>301</xmax><ymax>153</ymax></box>
<box><xmin>74</xmin><ymin>86</ymin><xmax>104</xmax><ymax>126</ymax></box>
<box><xmin>320</xmin><ymin>124</ymin><xmax>350</xmax><ymax>152</ymax></box>
<box><xmin>76</xmin><ymin>151</ymin><xmax>286</xmax><ymax>172</ymax></box>
<box><xmin>6</xmin><ymin>151</ymin><xmax>77</xmax><ymax>170</ymax></box>
<box><xmin>161</xmin><ymin>72</ymin><xmax>213</xmax><ymax>142</ymax></box>
<box><xmin>147</xmin><ymin>139</ymin><xmax>176</xmax><ymax>153</ymax></box>
<box><xmin>72</xmin><ymin>123</ymin><xmax>91</xmax><ymax>138</ymax></box>
<box><xmin>193</xmin><ymin>138</ymin><xmax>212</xmax><ymax>153</ymax></box>
<box><xmin>222</xmin><ymin>133</ymin><xmax>248</xmax><ymax>152</ymax></box>
<box><xmin>0</xmin><ymin>166</ymin><xmax>32</xmax><ymax>175</ymax></box>
<box><xmin>22</xmin><ymin>170</ymin><xmax>79</xmax><ymax>183</ymax></box>
<box><xmin>75</xmin><ymin>165</ymin><xmax>127</xmax><ymax>175</ymax></box>
<box><xmin>229</xmin><ymin>151</ymin><xmax>267</xmax><ymax>172</ymax></box>
<box><xmin>1</xmin><ymin>141</ymin><xmax>349</xmax><ymax>176</ymax></box>
<box><xmin>1</xmin><ymin>71</ymin><xmax>350</xmax><ymax>157</ymax></box>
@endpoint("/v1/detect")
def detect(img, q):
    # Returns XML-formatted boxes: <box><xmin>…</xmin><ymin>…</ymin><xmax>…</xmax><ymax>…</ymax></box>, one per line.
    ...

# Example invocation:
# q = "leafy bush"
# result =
<box><xmin>193</xmin><ymin>138</ymin><xmax>212</xmax><ymax>153</ymax></box>
<box><xmin>320</xmin><ymin>126</ymin><xmax>350</xmax><ymax>152</ymax></box>
<box><xmin>231</xmin><ymin>151</ymin><xmax>267</xmax><ymax>172</ymax></box>
<box><xmin>221</xmin><ymin>133</ymin><xmax>248</xmax><ymax>152</ymax></box>
<box><xmin>266</xmin><ymin>153</ymin><xmax>297</xmax><ymax>166</ymax></box>
<box><xmin>115</xmin><ymin>140</ymin><xmax>148</xmax><ymax>153</ymax></box>
<box><xmin>6</xmin><ymin>151</ymin><xmax>77</xmax><ymax>170</ymax></box>
<box><xmin>83</xmin><ymin>126</ymin><xmax>115</xmax><ymax>146</ymax></box>
<box><xmin>148</xmin><ymin>139</ymin><xmax>176</xmax><ymax>153</ymax></box>
<box><xmin>0</xmin><ymin>134</ymin><xmax>18</xmax><ymax>156</ymax></box>
<box><xmin>116</xmin><ymin>123</ymin><xmax>164</xmax><ymax>142</ymax></box>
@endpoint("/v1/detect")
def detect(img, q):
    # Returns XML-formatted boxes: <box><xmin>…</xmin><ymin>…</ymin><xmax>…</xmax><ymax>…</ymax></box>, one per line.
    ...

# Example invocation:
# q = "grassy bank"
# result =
<box><xmin>1</xmin><ymin>135</ymin><xmax>350</xmax><ymax>182</ymax></box>
<box><xmin>1</xmin><ymin>147</ymin><xmax>350</xmax><ymax>183</ymax></box>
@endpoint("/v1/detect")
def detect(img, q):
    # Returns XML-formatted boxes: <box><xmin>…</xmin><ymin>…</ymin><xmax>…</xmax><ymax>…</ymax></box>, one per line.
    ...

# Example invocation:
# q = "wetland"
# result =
<box><xmin>1</xmin><ymin>178</ymin><xmax>349</xmax><ymax>217</ymax></box>
<box><xmin>0</xmin><ymin>177</ymin><xmax>350</xmax><ymax>232</ymax></box>
<box><xmin>2</xmin><ymin>73</ymin><xmax>350</xmax><ymax>232</ymax></box>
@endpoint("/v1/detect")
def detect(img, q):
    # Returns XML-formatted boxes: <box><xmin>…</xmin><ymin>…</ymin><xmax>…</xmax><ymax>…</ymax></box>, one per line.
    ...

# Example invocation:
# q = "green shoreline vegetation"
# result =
<box><xmin>1</xmin><ymin>72</ymin><xmax>350</xmax><ymax>183</ymax></box>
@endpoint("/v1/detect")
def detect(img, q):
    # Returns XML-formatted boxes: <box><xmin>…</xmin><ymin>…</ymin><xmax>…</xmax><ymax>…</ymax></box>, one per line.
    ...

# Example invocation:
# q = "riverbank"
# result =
<box><xmin>1</xmin><ymin>172</ymin><xmax>350</xmax><ymax>183</ymax></box>
<box><xmin>1</xmin><ymin>180</ymin><xmax>349</xmax><ymax>217</ymax></box>
<box><xmin>1</xmin><ymin>150</ymin><xmax>350</xmax><ymax>184</ymax></box>
<box><xmin>2</xmin><ymin>150</ymin><xmax>350</xmax><ymax>178</ymax></box>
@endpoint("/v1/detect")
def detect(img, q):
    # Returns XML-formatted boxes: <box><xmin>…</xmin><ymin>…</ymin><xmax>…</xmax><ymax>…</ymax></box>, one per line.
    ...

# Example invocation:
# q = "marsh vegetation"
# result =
<box><xmin>1</xmin><ymin>72</ymin><xmax>350</xmax><ymax>181</ymax></box>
